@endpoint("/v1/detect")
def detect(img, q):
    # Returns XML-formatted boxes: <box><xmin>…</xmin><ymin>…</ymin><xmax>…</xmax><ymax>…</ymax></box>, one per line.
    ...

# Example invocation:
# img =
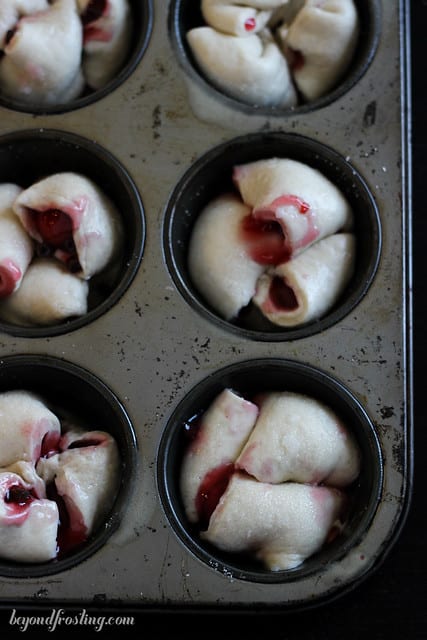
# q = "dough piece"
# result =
<box><xmin>0</xmin><ymin>469</ymin><xmax>59</xmax><ymax>562</ymax></box>
<box><xmin>253</xmin><ymin>233</ymin><xmax>356</xmax><ymax>327</ymax></box>
<box><xmin>233</xmin><ymin>158</ymin><xmax>353</xmax><ymax>261</ymax></box>
<box><xmin>0</xmin><ymin>183</ymin><xmax>34</xmax><ymax>298</ymax></box>
<box><xmin>0</xmin><ymin>257</ymin><xmax>89</xmax><ymax>326</ymax></box>
<box><xmin>180</xmin><ymin>389</ymin><xmax>259</xmax><ymax>523</ymax></box>
<box><xmin>201</xmin><ymin>0</ymin><xmax>287</xmax><ymax>37</ymax></box>
<box><xmin>78</xmin><ymin>0</ymin><xmax>132</xmax><ymax>90</ymax></box>
<box><xmin>0</xmin><ymin>0</ymin><xmax>84</xmax><ymax>106</ymax></box>
<box><xmin>13</xmin><ymin>172</ymin><xmax>123</xmax><ymax>280</ymax></box>
<box><xmin>186</xmin><ymin>26</ymin><xmax>297</xmax><ymax>108</ymax></box>
<box><xmin>0</xmin><ymin>390</ymin><xmax>61</xmax><ymax>468</ymax></box>
<box><xmin>188</xmin><ymin>193</ymin><xmax>265</xmax><ymax>319</ymax></box>
<box><xmin>282</xmin><ymin>0</ymin><xmax>359</xmax><ymax>101</ymax></box>
<box><xmin>0</xmin><ymin>0</ymin><xmax>49</xmax><ymax>48</ymax></box>
<box><xmin>37</xmin><ymin>428</ymin><xmax>121</xmax><ymax>538</ymax></box>
<box><xmin>202</xmin><ymin>474</ymin><xmax>345</xmax><ymax>570</ymax></box>
<box><xmin>236</xmin><ymin>391</ymin><xmax>361</xmax><ymax>486</ymax></box>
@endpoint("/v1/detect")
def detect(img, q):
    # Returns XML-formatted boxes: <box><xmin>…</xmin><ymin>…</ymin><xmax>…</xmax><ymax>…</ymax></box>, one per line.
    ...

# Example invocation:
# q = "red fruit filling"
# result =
<box><xmin>46</xmin><ymin>481</ymin><xmax>87</xmax><ymax>558</ymax></box>
<box><xmin>244</xmin><ymin>17</ymin><xmax>256</xmax><ymax>31</ymax></box>
<box><xmin>68</xmin><ymin>438</ymin><xmax>103</xmax><ymax>449</ymax></box>
<box><xmin>5</xmin><ymin>484</ymin><xmax>36</xmax><ymax>507</ymax></box>
<box><xmin>0</xmin><ymin>260</ymin><xmax>21</xmax><ymax>298</ymax></box>
<box><xmin>241</xmin><ymin>215</ymin><xmax>290</xmax><ymax>265</ymax></box>
<box><xmin>81</xmin><ymin>0</ymin><xmax>108</xmax><ymax>25</ymax></box>
<box><xmin>196</xmin><ymin>463</ymin><xmax>235</xmax><ymax>529</ymax></box>
<box><xmin>30</xmin><ymin>208</ymin><xmax>82</xmax><ymax>272</ymax></box>
<box><xmin>290</xmin><ymin>49</ymin><xmax>305</xmax><ymax>71</ymax></box>
<box><xmin>269</xmin><ymin>276</ymin><xmax>299</xmax><ymax>311</ymax></box>
<box><xmin>40</xmin><ymin>431</ymin><xmax>61</xmax><ymax>459</ymax></box>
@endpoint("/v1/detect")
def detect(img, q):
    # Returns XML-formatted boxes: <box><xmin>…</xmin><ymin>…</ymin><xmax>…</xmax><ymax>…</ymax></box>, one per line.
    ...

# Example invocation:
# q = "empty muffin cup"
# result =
<box><xmin>0</xmin><ymin>354</ymin><xmax>137</xmax><ymax>578</ymax></box>
<box><xmin>163</xmin><ymin>131</ymin><xmax>381</xmax><ymax>341</ymax></box>
<box><xmin>168</xmin><ymin>0</ymin><xmax>381</xmax><ymax>119</ymax></box>
<box><xmin>0</xmin><ymin>0</ymin><xmax>153</xmax><ymax>115</ymax></box>
<box><xmin>0</xmin><ymin>128</ymin><xmax>145</xmax><ymax>337</ymax></box>
<box><xmin>157</xmin><ymin>358</ymin><xmax>383</xmax><ymax>584</ymax></box>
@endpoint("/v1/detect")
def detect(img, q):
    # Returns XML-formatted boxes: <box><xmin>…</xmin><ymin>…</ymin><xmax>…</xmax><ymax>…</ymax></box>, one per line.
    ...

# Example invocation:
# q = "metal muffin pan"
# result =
<box><xmin>0</xmin><ymin>0</ymin><xmax>412</xmax><ymax>612</ymax></box>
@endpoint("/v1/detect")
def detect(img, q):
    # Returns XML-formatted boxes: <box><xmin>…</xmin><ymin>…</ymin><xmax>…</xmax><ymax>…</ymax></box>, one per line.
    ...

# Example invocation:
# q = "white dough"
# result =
<box><xmin>0</xmin><ymin>0</ymin><xmax>49</xmax><ymax>48</ymax></box>
<box><xmin>233</xmin><ymin>157</ymin><xmax>353</xmax><ymax>258</ymax></box>
<box><xmin>201</xmin><ymin>0</ymin><xmax>287</xmax><ymax>37</ymax></box>
<box><xmin>282</xmin><ymin>0</ymin><xmax>359</xmax><ymax>101</ymax></box>
<box><xmin>180</xmin><ymin>389</ymin><xmax>259</xmax><ymax>523</ymax></box>
<box><xmin>0</xmin><ymin>258</ymin><xmax>89</xmax><ymax>326</ymax></box>
<box><xmin>188</xmin><ymin>193</ymin><xmax>265</xmax><ymax>319</ymax></box>
<box><xmin>0</xmin><ymin>470</ymin><xmax>58</xmax><ymax>562</ymax></box>
<box><xmin>236</xmin><ymin>391</ymin><xmax>361</xmax><ymax>486</ymax></box>
<box><xmin>0</xmin><ymin>183</ymin><xmax>34</xmax><ymax>298</ymax></box>
<box><xmin>13</xmin><ymin>172</ymin><xmax>123</xmax><ymax>280</ymax></box>
<box><xmin>0</xmin><ymin>0</ymin><xmax>84</xmax><ymax>106</ymax></box>
<box><xmin>186</xmin><ymin>26</ymin><xmax>297</xmax><ymax>108</ymax></box>
<box><xmin>202</xmin><ymin>474</ymin><xmax>345</xmax><ymax>570</ymax></box>
<box><xmin>253</xmin><ymin>233</ymin><xmax>356</xmax><ymax>327</ymax></box>
<box><xmin>37</xmin><ymin>428</ymin><xmax>121</xmax><ymax>536</ymax></box>
<box><xmin>79</xmin><ymin>0</ymin><xmax>132</xmax><ymax>90</ymax></box>
<box><xmin>0</xmin><ymin>390</ymin><xmax>61</xmax><ymax>467</ymax></box>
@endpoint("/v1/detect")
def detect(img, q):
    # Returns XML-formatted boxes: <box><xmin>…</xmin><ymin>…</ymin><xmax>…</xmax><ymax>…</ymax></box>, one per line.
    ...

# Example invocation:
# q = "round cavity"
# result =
<box><xmin>0</xmin><ymin>128</ymin><xmax>145</xmax><ymax>337</ymax></box>
<box><xmin>0</xmin><ymin>0</ymin><xmax>153</xmax><ymax>115</ymax></box>
<box><xmin>157</xmin><ymin>358</ymin><xmax>383</xmax><ymax>584</ymax></box>
<box><xmin>163</xmin><ymin>131</ymin><xmax>381</xmax><ymax>341</ymax></box>
<box><xmin>168</xmin><ymin>0</ymin><xmax>381</xmax><ymax>117</ymax></box>
<box><xmin>0</xmin><ymin>354</ymin><xmax>137</xmax><ymax>578</ymax></box>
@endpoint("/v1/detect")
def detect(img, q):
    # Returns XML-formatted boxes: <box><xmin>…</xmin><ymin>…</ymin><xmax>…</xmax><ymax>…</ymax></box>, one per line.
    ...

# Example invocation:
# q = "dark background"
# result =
<box><xmin>0</xmin><ymin>2</ymin><xmax>425</xmax><ymax>637</ymax></box>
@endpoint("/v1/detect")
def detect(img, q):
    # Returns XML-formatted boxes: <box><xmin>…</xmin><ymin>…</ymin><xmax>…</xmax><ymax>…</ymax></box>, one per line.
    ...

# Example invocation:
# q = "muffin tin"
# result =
<box><xmin>0</xmin><ymin>0</ymin><xmax>412</xmax><ymax>612</ymax></box>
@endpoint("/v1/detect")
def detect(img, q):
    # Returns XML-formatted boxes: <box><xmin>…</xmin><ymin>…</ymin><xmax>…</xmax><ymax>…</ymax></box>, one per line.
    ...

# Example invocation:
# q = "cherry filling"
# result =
<box><xmin>269</xmin><ymin>276</ymin><xmax>299</xmax><ymax>311</ymax></box>
<box><xmin>290</xmin><ymin>49</ymin><xmax>305</xmax><ymax>71</ymax></box>
<box><xmin>81</xmin><ymin>0</ymin><xmax>108</xmax><ymax>25</ymax></box>
<box><xmin>241</xmin><ymin>215</ymin><xmax>289</xmax><ymax>265</ymax></box>
<box><xmin>0</xmin><ymin>260</ymin><xmax>21</xmax><ymax>298</ymax></box>
<box><xmin>30</xmin><ymin>208</ymin><xmax>82</xmax><ymax>273</ymax></box>
<box><xmin>196</xmin><ymin>463</ymin><xmax>235</xmax><ymax>530</ymax></box>
<box><xmin>46</xmin><ymin>481</ymin><xmax>87</xmax><ymax>557</ymax></box>
<box><xmin>244</xmin><ymin>17</ymin><xmax>256</xmax><ymax>32</ymax></box>
<box><xmin>40</xmin><ymin>431</ymin><xmax>61</xmax><ymax>459</ymax></box>
<box><xmin>5</xmin><ymin>484</ymin><xmax>36</xmax><ymax>507</ymax></box>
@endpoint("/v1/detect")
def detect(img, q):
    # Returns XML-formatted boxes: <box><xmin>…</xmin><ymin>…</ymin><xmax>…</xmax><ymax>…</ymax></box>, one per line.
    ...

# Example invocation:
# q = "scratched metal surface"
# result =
<box><xmin>0</xmin><ymin>0</ymin><xmax>412</xmax><ymax>611</ymax></box>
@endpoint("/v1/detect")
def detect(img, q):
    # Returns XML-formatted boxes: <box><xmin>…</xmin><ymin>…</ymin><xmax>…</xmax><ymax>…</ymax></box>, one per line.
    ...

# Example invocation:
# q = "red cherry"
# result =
<box><xmin>244</xmin><ymin>17</ymin><xmax>256</xmax><ymax>31</ymax></box>
<box><xmin>34</xmin><ymin>209</ymin><xmax>73</xmax><ymax>249</ymax></box>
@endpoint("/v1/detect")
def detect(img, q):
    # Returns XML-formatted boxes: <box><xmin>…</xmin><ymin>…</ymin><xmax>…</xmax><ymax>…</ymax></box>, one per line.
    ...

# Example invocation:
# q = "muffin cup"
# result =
<box><xmin>0</xmin><ymin>128</ymin><xmax>145</xmax><ymax>338</ymax></box>
<box><xmin>168</xmin><ymin>0</ymin><xmax>382</xmax><ymax>121</ymax></box>
<box><xmin>0</xmin><ymin>354</ymin><xmax>137</xmax><ymax>579</ymax></box>
<box><xmin>0</xmin><ymin>0</ymin><xmax>154</xmax><ymax>115</ymax></box>
<box><xmin>157</xmin><ymin>358</ymin><xmax>383</xmax><ymax>583</ymax></box>
<box><xmin>163</xmin><ymin>131</ymin><xmax>381</xmax><ymax>341</ymax></box>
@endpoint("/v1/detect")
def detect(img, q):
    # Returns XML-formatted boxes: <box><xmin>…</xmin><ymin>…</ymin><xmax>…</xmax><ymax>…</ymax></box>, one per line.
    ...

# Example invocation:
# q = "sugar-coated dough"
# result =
<box><xmin>0</xmin><ymin>0</ymin><xmax>84</xmax><ymax>106</ymax></box>
<box><xmin>187</xmin><ymin>26</ymin><xmax>297</xmax><ymax>108</ymax></box>
<box><xmin>233</xmin><ymin>158</ymin><xmax>353</xmax><ymax>258</ymax></box>
<box><xmin>0</xmin><ymin>258</ymin><xmax>89</xmax><ymax>326</ymax></box>
<box><xmin>37</xmin><ymin>428</ymin><xmax>121</xmax><ymax>536</ymax></box>
<box><xmin>253</xmin><ymin>233</ymin><xmax>356</xmax><ymax>326</ymax></box>
<box><xmin>236</xmin><ymin>391</ymin><xmax>361</xmax><ymax>486</ymax></box>
<box><xmin>13</xmin><ymin>172</ymin><xmax>123</xmax><ymax>280</ymax></box>
<box><xmin>0</xmin><ymin>390</ymin><xmax>61</xmax><ymax>468</ymax></box>
<box><xmin>201</xmin><ymin>0</ymin><xmax>287</xmax><ymax>37</ymax></box>
<box><xmin>0</xmin><ymin>470</ymin><xmax>59</xmax><ymax>562</ymax></box>
<box><xmin>283</xmin><ymin>0</ymin><xmax>359</xmax><ymax>101</ymax></box>
<box><xmin>188</xmin><ymin>193</ymin><xmax>265</xmax><ymax>319</ymax></box>
<box><xmin>180</xmin><ymin>389</ymin><xmax>259</xmax><ymax>523</ymax></box>
<box><xmin>79</xmin><ymin>0</ymin><xmax>132</xmax><ymax>90</ymax></box>
<box><xmin>0</xmin><ymin>183</ymin><xmax>34</xmax><ymax>298</ymax></box>
<box><xmin>201</xmin><ymin>474</ymin><xmax>344</xmax><ymax>570</ymax></box>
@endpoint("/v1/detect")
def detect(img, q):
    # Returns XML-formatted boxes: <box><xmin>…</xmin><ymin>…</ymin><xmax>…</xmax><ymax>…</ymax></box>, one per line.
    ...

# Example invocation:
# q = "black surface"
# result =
<box><xmin>0</xmin><ymin>2</ymin><xmax>425</xmax><ymax>637</ymax></box>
